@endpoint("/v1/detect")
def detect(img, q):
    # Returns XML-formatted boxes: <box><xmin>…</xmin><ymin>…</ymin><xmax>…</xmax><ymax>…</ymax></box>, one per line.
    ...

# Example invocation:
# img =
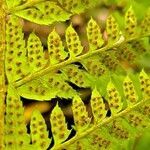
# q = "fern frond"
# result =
<box><xmin>71</xmin><ymin>95</ymin><xmax>91</xmax><ymax>132</ymax></box>
<box><xmin>16</xmin><ymin>73</ymin><xmax>76</xmax><ymax>100</ymax></box>
<box><xmin>5</xmin><ymin>16</ymin><xmax>29</xmax><ymax>82</ymax></box>
<box><xmin>48</xmin><ymin>29</ymin><xmax>68</xmax><ymax>65</ymax></box>
<box><xmin>27</xmin><ymin>32</ymin><xmax>48</xmax><ymax>71</ymax></box>
<box><xmin>3</xmin><ymin>3</ymin><xmax>150</xmax><ymax>149</ymax></box>
<box><xmin>13</xmin><ymin>1</ymin><xmax>71</xmax><ymax>25</ymax></box>
<box><xmin>62</xmin><ymin>65</ymin><xmax>90</xmax><ymax>87</ymax></box>
<box><xmin>51</xmin><ymin>70</ymin><xmax>150</xmax><ymax>150</ymax></box>
<box><xmin>141</xmin><ymin>8</ymin><xmax>150</xmax><ymax>34</ymax></box>
<box><xmin>90</xmin><ymin>88</ymin><xmax>106</xmax><ymax>124</ymax></box>
<box><xmin>4</xmin><ymin>87</ymin><xmax>51</xmax><ymax>149</ymax></box>
<box><xmin>66</xmin><ymin>24</ymin><xmax>83</xmax><ymax>57</ymax></box>
<box><xmin>106</xmin><ymin>15</ymin><xmax>121</xmax><ymax>44</ymax></box>
<box><xmin>7</xmin><ymin>0</ymin><xmax>100</xmax><ymax>25</ymax></box>
<box><xmin>123</xmin><ymin>76</ymin><xmax>138</xmax><ymax>105</ymax></box>
<box><xmin>4</xmin><ymin>86</ymin><xmax>31</xmax><ymax>150</ymax></box>
<box><xmin>4</xmin><ymin>59</ymin><xmax>150</xmax><ymax>149</ymax></box>
<box><xmin>4</xmin><ymin>7</ymin><xmax>149</xmax><ymax>101</ymax></box>
<box><xmin>125</xmin><ymin>6</ymin><xmax>137</xmax><ymax>38</ymax></box>
<box><xmin>106</xmin><ymin>81</ymin><xmax>123</xmax><ymax>115</ymax></box>
<box><xmin>87</xmin><ymin>18</ymin><xmax>104</xmax><ymax>50</ymax></box>
<box><xmin>82</xmin><ymin>56</ymin><xmax>108</xmax><ymax>77</ymax></box>
<box><xmin>30</xmin><ymin>109</ymin><xmax>51</xmax><ymax>149</ymax></box>
<box><xmin>50</xmin><ymin>103</ymin><xmax>71</xmax><ymax>147</ymax></box>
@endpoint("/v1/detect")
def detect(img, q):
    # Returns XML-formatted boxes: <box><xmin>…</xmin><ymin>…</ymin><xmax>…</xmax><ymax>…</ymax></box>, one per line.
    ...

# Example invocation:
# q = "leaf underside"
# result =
<box><xmin>4</xmin><ymin>70</ymin><xmax>150</xmax><ymax>149</ymax></box>
<box><xmin>3</xmin><ymin>2</ymin><xmax>150</xmax><ymax>150</ymax></box>
<box><xmin>5</xmin><ymin>6</ymin><xmax>150</xmax><ymax>101</ymax></box>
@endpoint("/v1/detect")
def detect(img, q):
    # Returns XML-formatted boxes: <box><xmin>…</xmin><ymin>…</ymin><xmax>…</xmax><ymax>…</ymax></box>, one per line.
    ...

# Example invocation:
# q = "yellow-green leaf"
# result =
<box><xmin>50</xmin><ymin>104</ymin><xmax>71</xmax><ymax>146</ymax></box>
<box><xmin>27</xmin><ymin>33</ymin><xmax>47</xmax><ymax>71</ymax></box>
<box><xmin>72</xmin><ymin>95</ymin><xmax>91</xmax><ymax>132</ymax></box>
<box><xmin>66</xmin><ymin>25</ymin><xmax>83</xmax><ymax>58</ymax></box>
<box><xmin>87</xmin><ymin>18</ymin><xmax>104</xmax><ymax>51</ymax></box>
<box><xmin>30</xmin><ymin>109</ymin><xmax>51</xmax><ymax>150</ymax></box>
<box><xmin>48</xmin><ymin>29</ymin><xmax>68</xmax><ymax>65</ymax></box>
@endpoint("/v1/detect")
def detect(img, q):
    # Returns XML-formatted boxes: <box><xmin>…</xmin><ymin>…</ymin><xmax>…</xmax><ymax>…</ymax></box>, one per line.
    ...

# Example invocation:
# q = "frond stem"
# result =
<box><xmin>13</xmin><ymin>33</ymin><xmax>150</xmax><ymax>88</ymax></box>
<box><xmin>52</xmin><ymin>98</ymin><xmax>150</xmax><ymax>150</ymax></box>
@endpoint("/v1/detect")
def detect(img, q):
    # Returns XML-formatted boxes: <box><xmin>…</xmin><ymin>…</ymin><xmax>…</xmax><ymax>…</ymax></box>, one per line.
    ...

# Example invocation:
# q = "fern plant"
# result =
<box><xmin>0</xmin><ymin>0</ymin><xmax>150</xmax><ymax>149</ymax></box>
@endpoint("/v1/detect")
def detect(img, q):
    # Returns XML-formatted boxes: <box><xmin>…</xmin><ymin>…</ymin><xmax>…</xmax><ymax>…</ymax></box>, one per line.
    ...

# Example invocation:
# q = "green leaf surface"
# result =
<box><xmin>141</xmin><ymin>8</ymin><xmax>150</xmax><ymax>34</ymax></box>
<box><xmin>14</xmin><ymin>1</ymin><xmax>71</xmax><ymax>25</ymax></box>
<box><xmin>48</xmin><ymin>29</ymin><xmax>68</xmax><ymax>65</ymax></box>
<box><xmin>30</xmin><ymin>109</ymin><xmax>51</xmax><ymax>150</ymax></box>
<box><xmin>107</xmin><ymin>81</ymin><xmax>123</xmax><ymax>115</ymax></box>
<box><xmin>3</xmin><ymin>2</ymin><xmax>150</xmax><ymax>150</ymax></box>
<box><xmin>50</xmin><ymin>104</ymin><xmax>71</xmax><ymax>146</ymax></box>
<box><xmin>123</xmin><ymin>76</ymin><xmax>138</xmax><ymax>106</ymax></box>
<box><xmin>62</xmin><ymin>65</ymin><xmax>90</xmax><ymax>88</ymax></box>
<box><xmin>87</xmin><ymin>18</ymin><xmax>104</xmax><ymax>51</ymax></box>
<box><xmin>72</xmin><ymin>95</ymin><xmax>91</xmax><ymax>132</ymax></box>
<box><xmin>6</xmin><ymin>0</ymin><xmax>22</xmax><ymax>8</ymax></box>
<box><xmin>27</xmin><ymin>32</ymin><xmax>47</xmax><ymax>71</ymax></box>
<box><xmin>125</xmin><ymin>6</ymin><xmax>137</xmax><ymax>38</ymax></box>
<box><xmin>4</xmin><ymin>86</ymin><xmax>31</xmax><ymax>150</ymax></box>
<box><xmin>82</xmin><ymin>56</ymin><xmax>107</xmax><ymax>78</ymax></box>
<box><xmin>106</xmin><ymin>15</ymin><xmax>121</xmax><ymax>44</ymax></box>
<box><xmin>17</xmin><ymin>73</ymin><xmax>76</xmax><ymax>100</ymax></box>
<box><xmin>5</xmin><ymin>16</ymin><xmax>29</xmax><ymax>82</ymax></box>
<box><xmin>90</xmin><ymin>88</ymin><xmax>106</xmax><ymax>124</ymax></box>
<box><xmin>58</xmin><ymin>0</ymin><xmax>100</xmax><ymax>14</ymax></box>
<box><xmin>66</xmin><ymin>25</ymin><xmax>83</xmax><ymax>58</ymax></box>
